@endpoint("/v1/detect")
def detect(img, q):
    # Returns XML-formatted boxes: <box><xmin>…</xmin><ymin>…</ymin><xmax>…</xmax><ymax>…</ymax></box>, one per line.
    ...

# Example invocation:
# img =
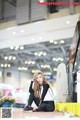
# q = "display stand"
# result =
<box><xmin>77</xmin><ymin>69</ymin><xmax>80</xmax><ymax>102</ymax></box>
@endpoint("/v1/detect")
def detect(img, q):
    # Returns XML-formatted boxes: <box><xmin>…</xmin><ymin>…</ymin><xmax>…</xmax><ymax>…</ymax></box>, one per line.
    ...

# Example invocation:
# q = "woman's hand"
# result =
<box><xmin>33</xmin><ymin>106</ymin><xmax>38</xmax><ymax>110</ymax></box>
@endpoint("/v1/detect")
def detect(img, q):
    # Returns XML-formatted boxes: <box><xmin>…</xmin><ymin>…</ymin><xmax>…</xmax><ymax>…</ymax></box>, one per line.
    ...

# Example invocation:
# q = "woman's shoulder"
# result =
<box><xmin>30</xmin><ymin>80</ymin><xmax>34</xmax><ymax>85</ymax></box>
<box><xmin>43</xmin><ymin>83</ymin><xmax>50</xmax><ymax>88</ymax></box>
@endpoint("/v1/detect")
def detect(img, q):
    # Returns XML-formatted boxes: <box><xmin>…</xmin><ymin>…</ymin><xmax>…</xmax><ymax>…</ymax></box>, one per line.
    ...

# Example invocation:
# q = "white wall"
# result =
<box><xmin>19</xmin><ymin>71</ymin><xmax>33</xmax><ymax>88</ymax></box>
<box><xmin>0</xmin><ymin>68</ymin><xmax>33</xmax><ymax>89</ymax></box>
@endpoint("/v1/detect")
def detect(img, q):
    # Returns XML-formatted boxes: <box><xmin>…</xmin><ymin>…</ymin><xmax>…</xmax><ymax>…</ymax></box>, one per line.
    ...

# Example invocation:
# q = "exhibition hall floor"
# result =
<box><xmin>0</xmin><ymin>108</ymin><xmax>80</xmax><ymax>120</ymax></box>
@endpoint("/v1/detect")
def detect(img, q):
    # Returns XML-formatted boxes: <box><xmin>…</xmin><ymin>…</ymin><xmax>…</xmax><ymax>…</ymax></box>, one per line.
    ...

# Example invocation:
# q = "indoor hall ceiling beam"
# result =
<box><xmin>48</xmin><ymin>44</ymin><xmax>71</xmax><ymax>49</ymax></box>
<box><xmin>60</xmin><ymin>46</ymin><xmax>67</xmax><ymax>63</ymax></box>
<box><xmin>36</xmin><ymin>63</ymin><xmax>42</xmax><ymax>70</ymax></box>
<box><xmin>5</xmin><ymin>45</ymin><xmax>50</xmax><ymax>54</ymax></box>
<box><xmin>33</xmin><ymin>43</ymin><xmax>51</xmax><ymax>52</ymax></box>
<box><xmin>0</xmin><ymin>53</ymin><xmax>5</xmax><ymax>61</ymax></box>
<box><xmin>4</xmin><ymin>49</ymin><xmax>33</xmax><ymax>55</ymax></box>
<box><xmin>13</xmin><ymin>54</ymin><xmax>25</xmax><ymax>66</ymax></box>
<box><xmin>16</xmin><ymin>53</ymin><xmax>33</xmax><ymax>61</ymax></box>
<box><xmin>60</xmin><ymin>46</ymin><xmax>67</xmax><ymax>56</ymax></box>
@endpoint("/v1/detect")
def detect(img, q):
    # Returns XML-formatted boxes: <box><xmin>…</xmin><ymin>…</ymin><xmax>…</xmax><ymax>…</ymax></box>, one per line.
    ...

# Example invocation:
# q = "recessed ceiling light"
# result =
<box><xmin>20</xmin><ymin>46</ymin><xmax>24</xmax><ymax>50</ymax></box>
<box><xmin>15</xmin><ymin>46</ymin><xmax>19</xmax><ymax>50</ymax></box>
<box><xmin>18</xmin><ymin>67</ymin><xmax>21</xmax><ymax>70</ymax></box>
<box><xmin>39</xmin><ymin>37</ymin><xmax>42</xmax><ymax>39</ymax></box>
<box><xmin>4</xmin><ymin>56</ymin><xmax>8</xmax><ymax>60</ymax></box>
<box><xmin>53</xmin><ymin>58</ymin><xmax>56</xmax><ymax>61</ymax></box>
<box><xmin>39</xmin><ymin>0</ymin><xmax>44</xmax><ymax>3</ymax></box>
<box><xmin>32</xmin><ymin>70</ymin><xmax>35</xmax><ymax>73</ymax></box>
<box><xmin>10</xmin><ymin>46</ymin><xmax>14</xmax><ymax>49</ymax></box>
<box><xmin>9</xmin><ymin>56</ymin><xmax>12</xmax><ymax>60</ymax></box>
<box><xmin>4</xmin><ymin>64</ymin><xmax>7</xmax><ymax>67</ymax></box>
<box><xmin>12</xmin><ymin>32</ymin><xmax>16</xmax><ymax>35</ymax></box>
<box><xmin>24</xmin><ymin>68</ymin><xmax>27</xmax><ymax>71</ymax></box>
<box><xmin>54</xmin><ymin>41</ymin><xmax>57</xmax><ymax>44</ymax></box>
<box><xmin>13</xmin><ymin>56</ymin><xmax>16</xmax><ymax>60</ymax></box>
<box><xmin>32</xmin><ymin>61</ymin><xmax>35</xmax><ymax>64</ymax></box>
<box><xmin>34</xmin><ymin>52</ymin><xmax>38</xmax><ymax>56</ymax></box>
<box><xmin>60</xmin><ymin>58</ymin><xmax>64</xmax><ymax>61</ymax></box>
<box><xmin>53</xmin><ymin>68</ymin><xmax>57</xmax><ymax>71</ymax></box>
<box><xmin>21</xmin><ymin>30</ymin><xmax>24</xmax><ymax>33</ymax></box>
<box><xmin>49</xmin><ymin>40</ymin><xmax>54</xmax><ymax>43</ymax></box>
<box><xmin>31</xmin><ymin>38</ymin><xmax>34</xmax><ymax>40</ymax></box>
<box><xmin>8</xmin><ymin>64</ymin><xmax>11</xmax><ymax>67</ymax></box>
<box><xmin>66</xmin><ymin>21</ymin><xmax>70</xmax><ymax>24</ymax></box>
<box><xmin>1</xmin><ymin>64</ymin><xmax>3</xmax><ymax>67</ymax></box>
<box><xmin>60</xmin><ymin>40</ymin><xmax>64</xmax><ymax>44</ymax></box>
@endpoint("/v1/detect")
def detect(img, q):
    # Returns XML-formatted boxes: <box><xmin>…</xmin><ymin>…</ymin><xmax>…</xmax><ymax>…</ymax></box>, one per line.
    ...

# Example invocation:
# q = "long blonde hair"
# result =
<box><xmin>33</xmin><ymin>70</ymin><xmax>47</xmax><ymax>99</ymax></box>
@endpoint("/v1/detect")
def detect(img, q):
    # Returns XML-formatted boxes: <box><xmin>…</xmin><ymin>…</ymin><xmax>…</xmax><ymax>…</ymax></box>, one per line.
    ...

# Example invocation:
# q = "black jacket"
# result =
<box><xmin>29</xmin><ymin>81</ymin><xmax>54</xmax><ymax>103</ymax></box>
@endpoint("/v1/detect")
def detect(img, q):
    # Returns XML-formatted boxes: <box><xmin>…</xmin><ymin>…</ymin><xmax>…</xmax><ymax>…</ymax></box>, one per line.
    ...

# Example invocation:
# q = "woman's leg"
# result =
<box><xmin>28</xmin><ymin>93</ymin><xmax>40</xmax><ymax>106</ymax></box>
<box><xmin>33</xmin><ymin>101</ymin><xmax>55</xmax><ymax>112</ymax></box>
<box><xmin>39</xmin><ymin>103</ymin><xmax>54</xmax><ymax>112</ymax></box>
<box><xmin>33</xmin><ymin>96</ymin><xmax>40</xmax><ymax>106</ymax></box>
<box><xmin>28</xmin><ymin>93</ymin><xmax>34</xmax><ymax>106</ymax></box>
<box><xmin>23</xmin><ymin>93</ymin><xmax>34</xmax><ymax>111</ymax></box>
<box><xmin>24</xmin><ymin>93</ymin><xmax>40</xmax><ymax>111</ymax></box>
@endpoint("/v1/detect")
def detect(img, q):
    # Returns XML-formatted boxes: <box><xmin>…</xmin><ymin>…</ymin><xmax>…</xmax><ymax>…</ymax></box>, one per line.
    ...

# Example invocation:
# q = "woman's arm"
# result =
<box><xmin>29</xmin><ymin>81</ymin><xmax>34</xmax><ymax>93</ymax></box>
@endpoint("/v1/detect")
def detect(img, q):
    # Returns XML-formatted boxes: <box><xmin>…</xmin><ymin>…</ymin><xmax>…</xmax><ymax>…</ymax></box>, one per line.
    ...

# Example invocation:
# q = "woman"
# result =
<box><xmin>23</xmin><ymin>70</ymin><xmax>55</xmax><ymax>112</ymax></box>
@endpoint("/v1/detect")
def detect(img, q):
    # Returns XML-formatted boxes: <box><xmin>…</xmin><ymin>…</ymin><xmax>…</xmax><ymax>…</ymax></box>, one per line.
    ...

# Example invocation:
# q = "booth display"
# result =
<box><xmin>68</xmin><ymin>20</ymin><xmax>80</xmax><ymax>102</ymax></box>
<box><xmin>77</xmin><ymin>66</ymin><xmax>80</xmax><ymax>102</ymax></box>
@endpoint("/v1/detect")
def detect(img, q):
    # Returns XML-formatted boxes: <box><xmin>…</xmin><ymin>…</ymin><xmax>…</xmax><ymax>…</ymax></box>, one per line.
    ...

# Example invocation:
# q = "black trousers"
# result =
<box><xmin>28</xmin><ymin>93</ymin><xmax>40</xmax><ymax>106</ymax></box>
<box><xmin>28</xmin><ymin>92</ymin><xmax>55</xmax><ymax>112</ymax></box>
<box><xmin>38</xmin><ymin>101</ymin><xmax>55</xmax><ymax>112</ymax></box>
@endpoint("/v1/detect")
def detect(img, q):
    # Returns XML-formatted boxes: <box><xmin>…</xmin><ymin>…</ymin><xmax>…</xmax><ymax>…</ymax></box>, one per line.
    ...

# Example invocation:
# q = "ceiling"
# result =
<box><xmin>0</xmin><ymin>14</ymin><xmax>79</xmax><ymax>75</ymax></box>
<box><xmin>0</xmin><ymin>38</ymin><xmax>72</xmax><ymax>75</ymax></box>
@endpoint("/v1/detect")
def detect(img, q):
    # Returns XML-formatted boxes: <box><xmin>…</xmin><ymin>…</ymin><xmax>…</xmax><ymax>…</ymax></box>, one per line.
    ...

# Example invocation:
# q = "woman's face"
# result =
<box><xmin>36</xmin><ymin>74</ymin><xmax>43</xmax><ymax>85</ymax></box>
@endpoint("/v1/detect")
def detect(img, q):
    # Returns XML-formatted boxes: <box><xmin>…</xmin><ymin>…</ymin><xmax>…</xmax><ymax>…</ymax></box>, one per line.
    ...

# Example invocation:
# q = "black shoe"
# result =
<box><xmin>23</xmin><ymin>105</ymin><xmax>33</xmax><ymax>111</ymax></box>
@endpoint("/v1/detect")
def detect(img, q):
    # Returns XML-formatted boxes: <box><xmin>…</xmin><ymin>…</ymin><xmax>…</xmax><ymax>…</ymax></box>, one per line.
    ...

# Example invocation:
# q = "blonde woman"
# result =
<box><xmin>23</xmin><ymin>70</ymin><xmax>55</xmax><ymax>112</ymax></box>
